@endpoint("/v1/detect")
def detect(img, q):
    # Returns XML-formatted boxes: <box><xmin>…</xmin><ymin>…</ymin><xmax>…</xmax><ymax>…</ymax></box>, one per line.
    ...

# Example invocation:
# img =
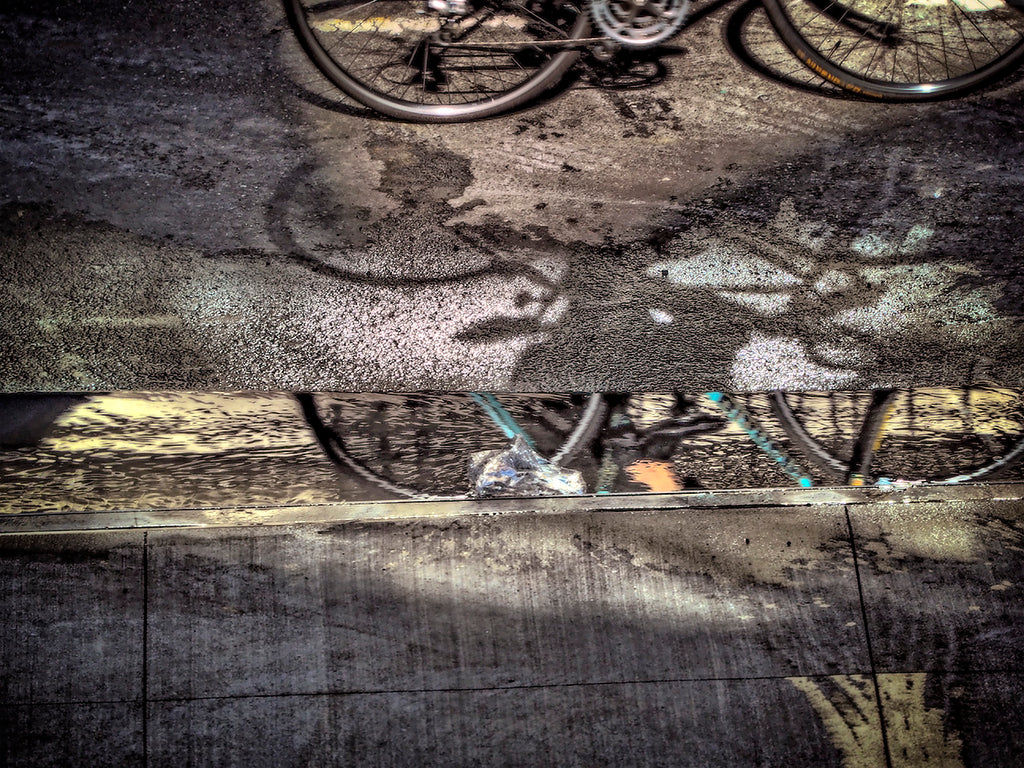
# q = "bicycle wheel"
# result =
<box><xmin>762</xmin><ymin>0</ymin><xmax>1024</xmax><ymax>99</ymax></box>
<box><xmin>771</xmin><ymin>387</ymin><xmax>1024</xmax><ymax>485</ymax></box>
<box><xmin>283</xmin><ymin>0</ymin><xmax>590</xmax><ymax>122</ymax></box>
<box><xmin>297</xmin><ymin>392</ymin><xmax>607</xmax><ymax>498</ymax></box>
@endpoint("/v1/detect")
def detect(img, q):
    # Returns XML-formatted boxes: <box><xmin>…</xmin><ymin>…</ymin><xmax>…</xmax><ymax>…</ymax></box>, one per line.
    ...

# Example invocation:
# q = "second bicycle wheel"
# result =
<box><xmin>771</xmin><ymin>387</ymin><xmax>1024</xmax><ymax>485</ymax></box>
<box><xmin>762</xmin><ymin>0</ymin><xmax>1024</xmax><ymax>99</ymax></box>
<box><xmin>284</xmin><ymin>0</ymin><xmax>590</xmax><ymax>121</ymax></box>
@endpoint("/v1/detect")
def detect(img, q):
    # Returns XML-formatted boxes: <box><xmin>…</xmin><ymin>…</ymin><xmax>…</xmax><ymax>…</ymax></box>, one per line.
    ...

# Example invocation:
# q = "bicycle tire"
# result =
<box><xmin>284</xmin><ymin>0</ymin><xmax>590</xmax><ymax>122</ymax></box>
<box><xmin>299</xmin><ymin>393</ymin><xmax>607</xmax><ymax>498</ymax></box>
<box><xmin>762</xmin><ymin>0</ymin><xmax>1024</xmax><ymax>99</ymax></box>
<box><xmin>771</xmin><ymin>388</ymin><xmax>1024</xmax><ymax>485</ymax></box>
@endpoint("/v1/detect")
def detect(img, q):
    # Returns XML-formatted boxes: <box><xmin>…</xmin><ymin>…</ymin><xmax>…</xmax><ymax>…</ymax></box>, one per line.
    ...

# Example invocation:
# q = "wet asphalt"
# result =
<box><xmin>2</xmin><ymin>0</ymin><xmax>1024</xmax><ymax>390</ymax></box>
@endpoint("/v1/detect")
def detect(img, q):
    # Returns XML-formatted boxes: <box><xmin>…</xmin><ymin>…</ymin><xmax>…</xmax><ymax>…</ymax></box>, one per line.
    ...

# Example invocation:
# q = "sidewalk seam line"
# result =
<box><xmin>140</xmin><ymin>671</ymin><xmax>880</xmax><ymax>703</ymax></box>
<box><xmin>142</xmin><ymin>531</ymin><xmax>149</xmax><ymax>768</ymax></box>
<box><xmin>846</xmin><ymin>506</ymin><xmax>893</xmax><ymax>768</ymax></box>
<box><xmin>12</xmin><ymin>665</ymin><xmax>1023</xmax><ymax>709</ymax></box>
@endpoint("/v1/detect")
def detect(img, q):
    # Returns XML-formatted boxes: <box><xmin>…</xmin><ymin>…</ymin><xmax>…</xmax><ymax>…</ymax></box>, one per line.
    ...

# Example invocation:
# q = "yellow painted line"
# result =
<box><xmin>311</xmin><ymin>14</ymin><xmax>528</xmax><ymax>35</ymax></box>
<box><xmin>313</xmin><ymin>16</ymin><xmax>439</xmax><ymax>34</ymax></box>
<box><xmin>789</xmin><ymin>676</ymin><xmax>886</xmax><ymax>767</ymax></box>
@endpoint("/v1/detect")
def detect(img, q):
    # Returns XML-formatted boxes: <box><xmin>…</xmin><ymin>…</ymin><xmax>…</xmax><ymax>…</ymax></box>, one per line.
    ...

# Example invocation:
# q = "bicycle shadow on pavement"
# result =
<box><xmin>469</xmin><ymin>97</ymin><xmax>1024</xmax><ymax>390</ymax></box>
<box><xmin>266</xmin><ymin>72</ymin><xmax>1024</xmax><ymax>391</ymax></box>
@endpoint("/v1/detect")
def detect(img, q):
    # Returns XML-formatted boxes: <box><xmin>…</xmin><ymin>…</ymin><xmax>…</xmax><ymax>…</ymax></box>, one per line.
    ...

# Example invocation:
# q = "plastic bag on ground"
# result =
<box><xmin>468</xmin><ymin>435</ymin><xmax>586</xmax><ymax>498</ymax></box>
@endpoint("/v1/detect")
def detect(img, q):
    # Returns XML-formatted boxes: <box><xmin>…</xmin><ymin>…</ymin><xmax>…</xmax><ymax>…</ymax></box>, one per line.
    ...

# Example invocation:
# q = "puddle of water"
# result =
<box><xmin>2</xmin><ymin>388</ymin><xmax>1023</xmax><ymax>512</ymax></box>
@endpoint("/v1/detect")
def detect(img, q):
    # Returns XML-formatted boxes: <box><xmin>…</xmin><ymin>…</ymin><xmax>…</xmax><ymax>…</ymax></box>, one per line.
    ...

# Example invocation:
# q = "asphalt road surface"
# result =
<box><xmin>2</xmin><ymin>0</ymin><xmax>1024</xmax><ymax>391</ymax></box>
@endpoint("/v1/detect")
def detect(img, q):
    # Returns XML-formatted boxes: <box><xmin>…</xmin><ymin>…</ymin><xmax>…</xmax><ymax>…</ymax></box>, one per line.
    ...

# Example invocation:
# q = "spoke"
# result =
<box><xmin>338</xmin><ymin>0</ymin><xmax>382</xmax><ymax>17</ymax></box>
<box><xmin>297</xmin><ymin>0</ymin><xmax>585</xmax><ymax>110</ymax></box>
<box><xmin>938</xmin><ymin>6</ymin><xmax>955</xmax><ymax>79</ymax></box>
<box><xmin>951</xmin><ymin>1</ymin><xmax>1018</xmax><ymax>60</ymax></box>
<box><xmin>884</xmin><ymin>0</ymin><xmax>901</xmax><ymax>83</ymax></box>
<box><xmin>829</xmin><ymin>5</ymin><xmax>891</xmax><ymax>78</ymax></box>
<box><xmin>787</xmin><ymin>0</ymin><xmax>1024</xmax><ymax>84</ymax></box>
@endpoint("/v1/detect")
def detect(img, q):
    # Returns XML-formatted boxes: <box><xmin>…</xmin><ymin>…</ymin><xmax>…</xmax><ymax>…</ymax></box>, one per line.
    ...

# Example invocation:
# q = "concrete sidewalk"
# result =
<box><xmin>2</xmin><ymin>487</ymin><xmax>1022</xmax><ymax>767</ymax></box>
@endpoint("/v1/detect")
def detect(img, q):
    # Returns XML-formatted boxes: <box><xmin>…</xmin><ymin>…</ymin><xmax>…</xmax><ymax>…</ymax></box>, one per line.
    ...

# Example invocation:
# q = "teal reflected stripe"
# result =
<box><xmin>704</xmin><ymin>391</ymin><xmax>814</xmax><ymax>489</ymax></box>
<box><xmin>470</xmin><ymin>393</ymin><xmax>538</xmax><ymax>451</ymax></box>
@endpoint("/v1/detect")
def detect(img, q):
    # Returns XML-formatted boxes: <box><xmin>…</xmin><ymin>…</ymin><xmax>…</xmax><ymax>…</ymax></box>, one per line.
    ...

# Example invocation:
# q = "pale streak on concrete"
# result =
<box><xmin>851</xmin><ymin>225</ymin><xmax>935</xmax><ymax>259</ymax></box>
<box><xmin>716</xmin><ymin>290</ymin><xmax>792</xmax><ymax>315</ymax></box>
<box><xmin>853</xmin><ymin>503</ymin><xmax>987</xmax><ymax>568</ymax></box>
<box><xmin>647</xmin><ymin>246</ymin><xmax>805</xmax><ymax>289</ymax></box>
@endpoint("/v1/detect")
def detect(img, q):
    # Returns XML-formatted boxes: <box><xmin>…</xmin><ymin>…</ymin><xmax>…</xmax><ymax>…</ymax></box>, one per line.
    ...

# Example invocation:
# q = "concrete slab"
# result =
<box><xmin>0</xmin><ymin>532</ymin><xmax>144</xmax><ymax>704</ymax></box>
<box><xmin>146</xmin><ymin>508</ymin><xmax>867</xmax><ymax>702</ymax></box>
<box><xmin>847</xmin><ymin>500</ymin><xmax>1024</xmax><ymax>767</ymax></box>
<box><xmin>3</xmin><ymin>494</ymin><xmax>1023</xmax><ymax>764</ymax></box>
<box><xmin>849</xmin><ymin>499</ymin><xmax>1024</xmax><ymax>674</ymax></box>
<box><xmin>147</xmin><ymin>677</ymin><xmax>859</xmax><ymax>767</ymax></box>
<box><xmin>0</xmin><ymin>702</ymin><xmax>142</xmax><ymax>768</ymax></box>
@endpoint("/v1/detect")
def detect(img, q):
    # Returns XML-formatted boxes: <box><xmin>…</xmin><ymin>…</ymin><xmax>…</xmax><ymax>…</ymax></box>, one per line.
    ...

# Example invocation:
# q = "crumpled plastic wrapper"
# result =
<box><xmin>468</xmin><ymin>435</ymin><xmax>586</xmax><ymax>498</ymax></box>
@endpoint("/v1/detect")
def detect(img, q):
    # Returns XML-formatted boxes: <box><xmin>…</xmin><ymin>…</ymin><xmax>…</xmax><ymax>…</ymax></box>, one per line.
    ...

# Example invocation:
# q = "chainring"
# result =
<box><xmin>589</xmin><ymin>0</ymin><xmax>691</xmax><ymax>48</ymax></box>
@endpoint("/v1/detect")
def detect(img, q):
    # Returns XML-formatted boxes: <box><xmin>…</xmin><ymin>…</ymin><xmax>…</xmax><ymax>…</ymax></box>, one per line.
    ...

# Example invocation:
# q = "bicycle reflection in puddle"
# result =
<box><xmin>302</xmin><ymin>388</ymin><xmax>1024</xmax><ymax>499</ymax></box>
<box><xmin>1</xmin><ymin>388</ymin><xmax>1022</xmax><ymax>513</ymax></box>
